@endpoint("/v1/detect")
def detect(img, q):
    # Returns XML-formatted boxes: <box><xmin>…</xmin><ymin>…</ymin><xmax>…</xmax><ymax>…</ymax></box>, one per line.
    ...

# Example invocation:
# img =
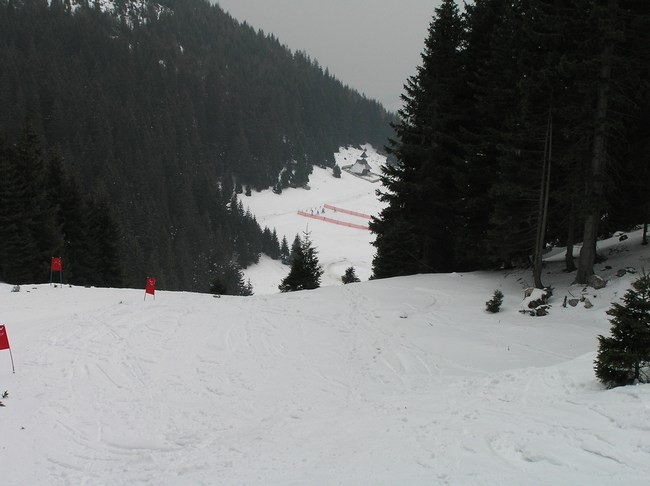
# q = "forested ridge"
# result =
<box><xmin>371</xmin><ymin>0</ymin><xmax>649</xmax><ymax>286</ymax></box>
<box><xmin>0</xmin><ymin>0</ymin><xmax>395</xmax><ymax>291</ymax></box>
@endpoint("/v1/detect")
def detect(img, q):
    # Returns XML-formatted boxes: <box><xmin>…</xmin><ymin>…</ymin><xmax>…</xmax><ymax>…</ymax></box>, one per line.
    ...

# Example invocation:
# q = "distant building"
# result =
<box><xmin>349</xmin><ymin>150</ymin><xmax>371</xmax><ymax>176</ymax></box>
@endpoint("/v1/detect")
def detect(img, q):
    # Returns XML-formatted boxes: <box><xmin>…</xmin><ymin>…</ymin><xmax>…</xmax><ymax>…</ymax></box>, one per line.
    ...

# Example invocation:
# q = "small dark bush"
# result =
<box><xmin>486</xmin><ymin>289</ymin><xmax>504</xmax><ymax>313</ymax></box>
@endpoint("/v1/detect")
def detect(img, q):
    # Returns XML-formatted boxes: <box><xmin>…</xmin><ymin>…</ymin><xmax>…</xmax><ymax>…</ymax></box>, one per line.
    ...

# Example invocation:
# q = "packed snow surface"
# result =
<box><xmin>1</xmin><ymin>144</ymin><xmax>650</xmax><ymax>484</ymax></box>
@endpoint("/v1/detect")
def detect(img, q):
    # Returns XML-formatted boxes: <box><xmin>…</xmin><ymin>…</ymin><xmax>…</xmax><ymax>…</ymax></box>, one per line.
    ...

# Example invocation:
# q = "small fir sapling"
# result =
<box><xmin>486</xmin><ymin>289</ymin><xmax>504</xmax><ymax>313</ymax></box>
<box><xmin>342</xmin><ymin>266</ymin><xmax>360</xmax><ymax>284</ymax></box>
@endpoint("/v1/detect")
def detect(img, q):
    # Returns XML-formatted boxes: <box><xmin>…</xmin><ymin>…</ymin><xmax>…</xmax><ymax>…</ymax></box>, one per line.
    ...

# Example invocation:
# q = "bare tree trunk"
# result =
<box><xmin>565</xmin><ymin>201</ymin><xmax>577</xmax><ymax>272</ymax></box>
<box><xmin>533</xmin><ymin>110</ymin><xmax>553</xmax><ymax>289</ymax></box>
<box><xmin>643</xmin><ymin>221</ymin><xmax>648</xmax><ymax>246</ymax></box>
<box><xmin>575</xmin><ymin>0</ymin><xmax>616</xmax><ymax>284</ymax></box>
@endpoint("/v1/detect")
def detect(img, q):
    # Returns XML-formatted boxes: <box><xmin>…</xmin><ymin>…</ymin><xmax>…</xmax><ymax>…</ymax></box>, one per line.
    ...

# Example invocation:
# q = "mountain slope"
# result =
<box><xmin>1</xmin><ymin>230</ymin><xmax>649</xmax><ymax>484</ymax></box>
<box><xmin>0</xmin><ymin>0</ymin><xmax>394</xmax><ymax>291</ymax></box>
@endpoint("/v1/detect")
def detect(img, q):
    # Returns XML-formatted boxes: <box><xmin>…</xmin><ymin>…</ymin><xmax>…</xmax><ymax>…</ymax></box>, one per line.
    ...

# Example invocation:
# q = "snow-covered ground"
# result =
<box><xmin>1</xmin><ymin>145</ymin><xmax>650</xmax><ymax>484</ymax></box>
<box><xmin>242</xmin><ymin>144</ymin><xmax>385</xmax><ymax>294</ymax></box>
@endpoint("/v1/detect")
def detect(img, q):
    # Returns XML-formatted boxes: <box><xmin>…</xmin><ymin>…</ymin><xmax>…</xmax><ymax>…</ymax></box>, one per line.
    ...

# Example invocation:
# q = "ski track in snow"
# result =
<box><xmin>1</xmin><ymin>143</ymin><xmax>650</xmax><ymax>483</ymax></box>
<box><xmin>2</xmin><ymin>253</ymin><xmax>650</xmax><ymax>485</ymax></box>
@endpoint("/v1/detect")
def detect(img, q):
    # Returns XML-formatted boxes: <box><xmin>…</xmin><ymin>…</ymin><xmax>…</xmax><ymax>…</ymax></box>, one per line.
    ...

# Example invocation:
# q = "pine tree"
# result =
<box><xmin>485</xmin><ymin>289</ymin><xmax>504</xmax><ymax>313</ymax></box>
<box><xmin>270</xmin><ymin>228</ymin><xmax>281</xmax><ymax>259</ymax></box>
<box><xmin>280</xmin><ymin>235</ymin><xmax>290</xmax><ymax>264</ymax></box>
<box><xmin>594</xmin><ymin>273</ymin><xmax>650</xmax><ymax>387</ymax></box>
<box><xmin>86</xmin><ymin>198</ymin><xmax>124</xmax><ymax>288</ymax></box>
<box><xmin>0</xmin><ymin>135</ymin><xmax>38</xmax><ymax>284</ymax></box>
<box><xmin>288</xmin><ymin>233</ymin><xmax>301</xmax><ymax>265</ymax></box>
<box><xmin>209</xmin><ymin>258</ymin><xmax>253</xmax><ymax>296</ymax></box>
<box><xmin>342</xmin><ymin>266</ymin><xmax>360</xmax><ymax>284</ymax></box>
<box><xmin>278</xmin><ymin>231</ymin><xmax>323</xmax><ymax>292</ymax></box>
<box><xmin>371</xmin><ymin>0</ymin><xmax>467</xmax><ymax>278</ymax></box>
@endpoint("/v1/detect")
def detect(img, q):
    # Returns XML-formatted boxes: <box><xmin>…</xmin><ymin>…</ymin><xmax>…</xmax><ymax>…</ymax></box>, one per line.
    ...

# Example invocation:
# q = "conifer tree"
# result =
<box><xmin>278</xmin><ymin>231</ymin><xmax>323</xmax><ymax>292</ymax></box>
<box><xmin>371</xmin><ymin>0</ymin><xmax>466</xmax><ymax>278</ymax></box>
<box><xmin>287</xmin><ymin>233</ymin><xmax>301</xmax><ymax>265</ymax></box>
<box><xmin>0</xmin><ymin>135</ymin><xmax>38</xmax><ymax>284</ymax></box>
<box><xmin>342</xmin><ymin>266</ymin><xmax>360</xmax><ymax>284</ymax></box>
<box><xmin>209</xmin><ymin>258</ymin><xmax>253</xmax><ymax>296</ymax></box>
<box><xmin>280</xmin><ymin>235</ymin><xmax>290</xmax><ymax>264</ymax></box>
<box><xmin>594</xmin><ymin>273</ymin><xmax>650</xmax><ymax>387</ymax></box>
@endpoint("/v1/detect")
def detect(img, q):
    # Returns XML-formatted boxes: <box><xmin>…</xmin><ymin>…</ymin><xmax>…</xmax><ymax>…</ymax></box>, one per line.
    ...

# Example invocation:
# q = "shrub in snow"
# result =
<box><xmin>485</xmin><ymin>289</ymin><xmax>504</xmax><ymax>313</ymax></box>
<box><xmin>594</xmin><ymin>273</ymin><xmax>650</xmax><ymax>387</ymax></box>
<box><xmin>342</xmin><ymin>266</ymin><xmax>360</xmax><ymax>284</ymax></box>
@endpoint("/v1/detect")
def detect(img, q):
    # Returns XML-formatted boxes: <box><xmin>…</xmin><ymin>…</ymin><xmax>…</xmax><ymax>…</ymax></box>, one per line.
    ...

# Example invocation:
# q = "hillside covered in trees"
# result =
<box><xmin>0</xmin><ymin>0</ymin><xmax>394</xmax><ymax>291</ymax></box>
<box><xmin>372</xmin><ymin>0</ymin><xmax>649</xmax><ymax>286</ymax></box>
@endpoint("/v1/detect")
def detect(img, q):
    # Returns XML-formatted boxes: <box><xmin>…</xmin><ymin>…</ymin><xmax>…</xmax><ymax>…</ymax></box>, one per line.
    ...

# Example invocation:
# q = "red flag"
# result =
<box><xmin>0</xmin><ymin>325</ymin><xmax>10</xmax><ymax>351</ymax></box>
<box><xmin>145</xmin><ymin>277</ymin><xmax>156</xmax><ymax>296</ymax></box>
<box><xmin>51</xmin><ymin>257</ymin><xmax>62</xmax><ymax>272</ymax></box>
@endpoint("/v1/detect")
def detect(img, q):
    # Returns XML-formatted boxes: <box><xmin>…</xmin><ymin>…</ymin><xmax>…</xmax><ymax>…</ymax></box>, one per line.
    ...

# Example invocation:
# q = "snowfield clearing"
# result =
<box><xmin>1</xmin><ymin>143</ymin><xmax>649</xmax><ymax>484</ymax></box>
<box><xmin>1</xmin><ymin>229</ymin><xmax>649</xmax><ymax>484</ymax></box>
<box><xmin>242</xmin><ymin>144</ymin><xmax>386</xmax><ymax>294</ymax></box>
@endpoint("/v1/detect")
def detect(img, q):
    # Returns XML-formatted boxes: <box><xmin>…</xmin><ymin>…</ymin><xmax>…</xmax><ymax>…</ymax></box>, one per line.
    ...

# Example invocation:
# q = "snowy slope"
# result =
<box><xmin>242</xmin><ymin>144</ymin><xmax>386</xmax><ymax>294</ymax></box>
<box><xmin>1</xmin><ymin>228</ymin><xmax>649</xmax><ymax>484</ymax></box>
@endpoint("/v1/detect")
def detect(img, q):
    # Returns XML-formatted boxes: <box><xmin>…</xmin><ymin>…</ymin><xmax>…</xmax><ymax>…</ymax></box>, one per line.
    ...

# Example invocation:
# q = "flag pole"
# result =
<box><xmin>8</xmin><ymin>348</ymin><xmax>14</xmax><ymax>373</ymax></box>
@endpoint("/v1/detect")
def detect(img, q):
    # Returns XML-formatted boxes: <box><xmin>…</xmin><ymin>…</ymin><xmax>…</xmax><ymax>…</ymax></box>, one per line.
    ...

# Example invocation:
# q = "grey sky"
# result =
<box><xmin>212</xmin><ymin>1</ymin><xmax>442</xmax><ymax>112</ymax></box>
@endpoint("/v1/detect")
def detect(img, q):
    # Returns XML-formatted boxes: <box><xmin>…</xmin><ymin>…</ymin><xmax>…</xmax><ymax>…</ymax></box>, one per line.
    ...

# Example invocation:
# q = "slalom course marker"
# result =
<box><xmin>50</xmin><ymin>257</ymin><xmax>63</xmax><ymax>287</ymax></box>
<box><xmin>0</xmin><ymin>325</ymin><xmax>15</xmax><ymax>373</ymax></box>
<box><xmin>144</xmin><ymin>277</ymin><xmax>156</xmax><ymax>301</ymax></box>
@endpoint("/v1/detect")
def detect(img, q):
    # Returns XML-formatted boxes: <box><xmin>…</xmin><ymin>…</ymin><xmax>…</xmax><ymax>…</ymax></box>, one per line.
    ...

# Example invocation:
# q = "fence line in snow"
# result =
<box><xmin>296</xmin><ymin>211</ymin><xmax>369</xmax><ymax>231</ymax></box>
<box><xmin>323</xmin><ymin>204</ymin><xmax>372</xmax><ymax>220</ymax></box>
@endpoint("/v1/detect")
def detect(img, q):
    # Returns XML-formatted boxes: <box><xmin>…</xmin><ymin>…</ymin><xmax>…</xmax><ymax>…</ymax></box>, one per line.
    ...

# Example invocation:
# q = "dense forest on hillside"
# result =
<box><xmin>0</xmin><ymin>0</ymin><xmax>394</xmax><ymax>290</ymax></box>
<box><xmin>372</xmin><ymin>0</ymin><xmax>649</xmax><ymax>286</ymax></box>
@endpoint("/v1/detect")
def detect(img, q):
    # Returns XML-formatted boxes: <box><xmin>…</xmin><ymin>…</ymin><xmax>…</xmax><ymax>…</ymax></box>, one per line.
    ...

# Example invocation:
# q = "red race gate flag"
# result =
<box><xmin>144</xmin><ymin>277</ymin><xmax>156</xmax><ymax>300</ymax></box>
<box><xmin>0</xmin><ymin>324</ymin><xmax>15</xmax><ymax>373</ymax></box>
<box><xmin>0</xmin><ymin>325</ymin><xmax>9</xmax><ymax>350</ymax></box>
<box><xmin>51</xmin><ymin>257</ymin><xmax>62</xmax><ymax>272</ymax></box>
<box><xmin>50</xmin><ymin>257</ymin><xmax>63</xmax><ymax>287</ymax></box>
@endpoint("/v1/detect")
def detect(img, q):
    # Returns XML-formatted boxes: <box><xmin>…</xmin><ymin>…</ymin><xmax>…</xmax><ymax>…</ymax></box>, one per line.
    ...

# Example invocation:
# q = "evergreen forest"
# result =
<box><xmin>371</xmin><ymin>0</ymin><xmax>650</xmax><ymax>286</ymax></box>
<box><xmin>0</xmin><ymin>0</ymin><xmax>394</xmax><ymax>291</ymax></box>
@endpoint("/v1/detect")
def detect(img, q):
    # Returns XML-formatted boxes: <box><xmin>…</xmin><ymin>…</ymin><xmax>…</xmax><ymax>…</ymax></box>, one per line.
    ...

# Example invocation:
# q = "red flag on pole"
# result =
<box><xmin>145</xmin><ymin>277</ymin><xmax>156</xmax><ymax>300</ymax></box>
<box><xmin>0</xmin><ymin>324</ymin><xmax>15</xmax><ymax>373</ymax></box>
<box><xmin>51</xmin><ymin>257</ymin><xmax>62</xmax><ymax>272</ymax></box>
<box><xmin>0</xmin><ymin>325</ymin><xmax>10</xmax><ymax>350</ymax></box>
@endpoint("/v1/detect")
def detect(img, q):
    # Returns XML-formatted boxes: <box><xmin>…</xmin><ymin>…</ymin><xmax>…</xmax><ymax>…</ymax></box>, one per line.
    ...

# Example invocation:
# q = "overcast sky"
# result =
<box><xmin>211</xmin><ymin>1</ymin><xmax>443</xmax><ymax>112</ymax></box>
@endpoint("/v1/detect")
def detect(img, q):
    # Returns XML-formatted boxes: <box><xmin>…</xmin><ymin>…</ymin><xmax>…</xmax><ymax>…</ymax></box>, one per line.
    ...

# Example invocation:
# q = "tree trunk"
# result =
<box><xmin>565</xmin><ymin>202</ymin><xmax>577</xmax><ymax>272</ymax></box>
<box><xmin>643</xmin><ymin>222</ymin><xmax>648</xmax><ymax>246</ymax></box>
<box><xmin>575</xmin><ymin>0</ymin><xmax>616</xmax><ymax>284</ymax></box>
<box><xmin>533</xmin><ymin>110</ymin><xmax>553</xmax><ymax>289</ymax></box>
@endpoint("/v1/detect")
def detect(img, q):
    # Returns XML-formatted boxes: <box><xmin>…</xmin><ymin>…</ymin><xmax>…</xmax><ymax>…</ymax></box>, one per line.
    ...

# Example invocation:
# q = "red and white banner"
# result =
<box><xmin>0</xmin><ymin>325</ymin><xmax>10</xmax><ymax>351</ymax></box>
<box><xmin>51</xmin><ymin>257</ymin><xmax>62</xmax><ymax>272</ymax></box>
<box><xmin>323</xmin><ymin>204</ymin><xmax>372</xmax><ymax>220</ymax></box>
<box><xmin>297</xmin><ymin>211</ymin><xmax>369</xmax><ymax>230</ymax></box>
